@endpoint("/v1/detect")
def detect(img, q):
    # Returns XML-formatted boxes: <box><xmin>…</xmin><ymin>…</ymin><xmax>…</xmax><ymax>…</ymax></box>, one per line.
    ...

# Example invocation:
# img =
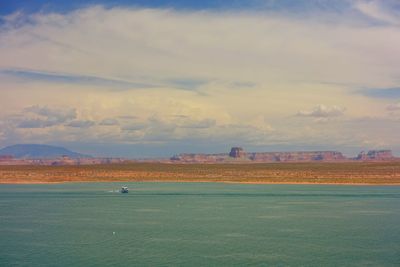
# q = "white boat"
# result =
<box><xmin>121</xmin><ymin>186</ymin><xmax>129</xmax><ymax>193</ymax></box>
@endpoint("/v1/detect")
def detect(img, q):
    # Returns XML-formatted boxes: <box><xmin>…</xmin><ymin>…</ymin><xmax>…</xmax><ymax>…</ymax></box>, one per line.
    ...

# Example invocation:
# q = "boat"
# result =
<box><xmin>121</xmin><ymin>186</ymin><xmax>129</xmax><ymax>193</ymax></box>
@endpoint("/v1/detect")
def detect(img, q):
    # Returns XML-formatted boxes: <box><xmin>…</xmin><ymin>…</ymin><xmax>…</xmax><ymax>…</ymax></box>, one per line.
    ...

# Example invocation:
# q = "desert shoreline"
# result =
<box><xmin>1</xmin><ymin>162</ymin><xmax>400</xmax><ymax>185</ymax></box>
<box><xmin>1</xmin><ymin>180</ymin><xmax>400</xmax><ymax>186</ymax></box>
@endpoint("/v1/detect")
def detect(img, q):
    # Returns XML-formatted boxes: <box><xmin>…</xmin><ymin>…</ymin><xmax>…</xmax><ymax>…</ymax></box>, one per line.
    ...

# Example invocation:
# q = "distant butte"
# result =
<box><xmin>170</xmin><ymin>147</ymin><xmax>398</xmax><ymax>163</ymax></box>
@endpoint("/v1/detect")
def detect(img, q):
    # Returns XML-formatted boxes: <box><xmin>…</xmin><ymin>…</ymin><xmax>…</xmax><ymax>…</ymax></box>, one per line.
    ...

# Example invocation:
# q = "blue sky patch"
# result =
<box><xmin>1</xmin><ymin>68</ymin><xmax>158</xmax><ymax>89</ymax></box>
<box><xmin>361</xmin><ymin>87</ymin><xmax>400</xmax><ymax>98</ymax></box>
<box><xmin>0</xmin><ymin>0</ymin><xmax>357</xmax><ymax>16</ymax></box>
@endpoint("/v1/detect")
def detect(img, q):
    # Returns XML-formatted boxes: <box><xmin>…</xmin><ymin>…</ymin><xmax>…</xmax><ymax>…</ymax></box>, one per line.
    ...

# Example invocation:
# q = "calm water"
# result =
<box><xmin>0</xmin><ymin>183</ymin><xmax>399</xmax><ymax>266</ymax></box>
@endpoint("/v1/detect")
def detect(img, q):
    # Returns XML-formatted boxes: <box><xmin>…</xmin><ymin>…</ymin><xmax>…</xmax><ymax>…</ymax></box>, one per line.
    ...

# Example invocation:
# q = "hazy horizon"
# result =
<box><xmin>1</xmin><ymin>0</ymin><xmax>399</xmax><ymax>158</ymax></box>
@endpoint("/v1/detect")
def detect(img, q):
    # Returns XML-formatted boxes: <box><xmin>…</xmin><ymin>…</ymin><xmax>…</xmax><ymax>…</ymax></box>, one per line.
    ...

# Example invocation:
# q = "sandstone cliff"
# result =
<box><xmin>249</xmin><ymin>151</ymin><xmax>346</xmax><ymax>162</ymax></box>
<box><xmin>356</xmin><ymin>150</ymin><xmax>394</xmax><ymax>161</ymax></box>
<box><xmin>171</xmin><ymin>147</ymin><xmax>397</xmax><ymax>163</ymax></box>
<box><xmin>171</xmin><ymin>153</ymin><xmax>228</xmax><ymax>163</ymax></box>
<box><xmin>229</xmin><ymin>147</ymin><xmax>246</xmax><ymax>158</ymax></box>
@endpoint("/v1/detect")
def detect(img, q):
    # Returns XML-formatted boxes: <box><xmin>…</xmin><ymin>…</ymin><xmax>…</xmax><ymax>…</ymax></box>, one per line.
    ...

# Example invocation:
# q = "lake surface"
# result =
<box><xmin>0</xmin><ymin>183</ymin><xmax>399</xmax><ymax>266</ymax></box>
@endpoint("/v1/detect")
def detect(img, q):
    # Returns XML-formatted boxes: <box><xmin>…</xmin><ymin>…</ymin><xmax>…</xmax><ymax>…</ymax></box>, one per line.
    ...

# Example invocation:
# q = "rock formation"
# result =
<box><xmin>249</xmin><ymin>151</ymin><xmax>346</xmax><ymax>162</ymax></box>
<box><xmin>170</xmin><ymin>153</ymin><xmax>228</xmax><ymax>163</ymax></box>
<box><xmin>170</xmin><ymin>147</ymin><xmax>397</xmax><ymax>163</ymax></box>
<box><xmin>229</xmin><ymin>147</ymin><xmax>246</xmax><ymax>158</ymax></box>
<box><xmin>356</xmin><ymin>150</ymin><xmax>394</xmax><ymax>161</ymax></box>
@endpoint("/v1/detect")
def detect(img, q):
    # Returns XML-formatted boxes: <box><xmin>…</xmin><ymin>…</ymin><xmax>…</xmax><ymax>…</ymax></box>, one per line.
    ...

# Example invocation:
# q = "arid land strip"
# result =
<box><xmin>1</xmin><ymin>162</ymin><xmax>400</xmax><ymax>184</ymax></box>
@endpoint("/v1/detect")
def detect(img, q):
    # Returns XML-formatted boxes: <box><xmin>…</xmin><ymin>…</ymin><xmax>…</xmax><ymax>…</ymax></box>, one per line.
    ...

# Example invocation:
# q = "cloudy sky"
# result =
<box><xmin>0</xmin><ymin>0</ymin><xmax>399</xmax><ymax>157</ymax></box>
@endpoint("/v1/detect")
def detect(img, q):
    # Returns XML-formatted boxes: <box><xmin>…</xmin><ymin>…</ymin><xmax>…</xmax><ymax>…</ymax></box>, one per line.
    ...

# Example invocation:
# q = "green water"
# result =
<box><xmin>0</xmin><ymin>183</ymin><xmax>399</xmax><ymax>266</ymax></box>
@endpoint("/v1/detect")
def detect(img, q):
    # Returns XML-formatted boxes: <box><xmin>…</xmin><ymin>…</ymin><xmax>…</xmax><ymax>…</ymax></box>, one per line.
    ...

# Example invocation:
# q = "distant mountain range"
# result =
<box><xmin>0</xmin><ymin>144</ymin><xmax>397</xmax><ymax>163</ymax></box>
<box><xmin>0</xmin><ymin>144</ymin><xmax>91</xmax><ymax>159</ymax></box>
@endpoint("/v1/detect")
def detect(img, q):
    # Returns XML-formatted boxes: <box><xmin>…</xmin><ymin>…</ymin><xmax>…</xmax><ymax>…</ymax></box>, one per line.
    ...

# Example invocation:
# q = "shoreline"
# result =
<box><xmin>1</xmin><ymin>180</ymin><xmax>400</xmax><ymax>186</ymax></box>
<box><xmin>1</xmin><ymin>162</ymin><xmax>399</xmax><ymax>186</ymax></box>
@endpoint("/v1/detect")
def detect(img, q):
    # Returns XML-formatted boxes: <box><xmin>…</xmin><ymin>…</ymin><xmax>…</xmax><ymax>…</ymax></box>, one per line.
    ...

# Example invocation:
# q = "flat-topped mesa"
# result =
<box><xmin>170</xmin><ymin>153</ymin><xmax>228</xmax><ymax>163</ymax></box>
<box><xmin>169</xmin><ymin>147</ymin><xmax>398</xmax><ymax>163</ymax></box>
<box><xmin>229</xmin><ymin>147</ymin><xmax>246</xmax><ymax>158</ymax></box>
<box><xmin>356</xmin><ymin>150</ymin><xmax>394</xmax><ymax>161</ymax></box>
<box><xmin>249</xmin><ymin>151</ymin><xmax>346</xmax><ymax>162</ymax></box>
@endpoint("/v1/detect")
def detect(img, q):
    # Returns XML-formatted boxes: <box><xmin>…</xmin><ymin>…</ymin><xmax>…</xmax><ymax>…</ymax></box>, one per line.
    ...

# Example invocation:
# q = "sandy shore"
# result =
<box><xmin>223</xmin><ymin>181</ymin><xmax>400</xmax><ymax>186</ymax></box>
<box><xmin>1</xmin><ymin>162</ymin><xmax>400</xmax><ymax>185</ymax></box>
<box><xmin>2</xmin><ymin>180</ymin><xmax>400</xmax><ymax>186</ymax></box>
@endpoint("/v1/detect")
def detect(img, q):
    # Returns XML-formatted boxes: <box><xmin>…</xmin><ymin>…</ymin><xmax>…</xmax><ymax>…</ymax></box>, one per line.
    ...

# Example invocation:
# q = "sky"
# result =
<box><xmin>0</xmin><ymin>0</ymin><xmax>400</xmax><ymax>158</ymax></box>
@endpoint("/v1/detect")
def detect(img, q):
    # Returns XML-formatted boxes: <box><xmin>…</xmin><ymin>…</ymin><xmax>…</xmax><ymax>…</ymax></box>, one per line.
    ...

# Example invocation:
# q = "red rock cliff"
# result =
<box><xmin>356</xmin><ymin>150</ymin><xmax>394</xmax><ymax>161</ymax></box>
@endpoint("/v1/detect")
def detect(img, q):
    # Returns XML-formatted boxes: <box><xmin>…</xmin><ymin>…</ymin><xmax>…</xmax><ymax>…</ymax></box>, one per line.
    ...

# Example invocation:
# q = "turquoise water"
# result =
<box><xmin>0</xmin><ymin>183</ymin><xmax>399</xmax><ymax>266</ymax></box>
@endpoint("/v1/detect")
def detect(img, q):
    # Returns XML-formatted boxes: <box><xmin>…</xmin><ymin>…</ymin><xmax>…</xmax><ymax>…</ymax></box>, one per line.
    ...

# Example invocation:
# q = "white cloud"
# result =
<box><xmin>66</xmin><ymin>120</ymin><xmax>95</xmax><ymax>128</ymax></box>
<box><xmin>297</xmin><ymin>105</ymin><xmax>346</xmax><ymax>118</ymax></box>
<box><xmin>9</xmin><ymin>105</ymin><xmax>77</xmax><ymax>128</ymax></box>
<box><xmin>0</xmin><ymin>5</ymin><xmax>399</xmax><ymax>155</ymax></box>
<box><xmin>99</xmin><ymin>118</ymin><xmax>119</xmax><ymax>126</ymax></box>
<box><xmin>24</xmin><ymin>105</ymin><xmax>77</xmax><ymax>123</ymax></box>
<box><xmin>1</xmin><ymin>6</ymin><xmax>400</xmax><ymax>87</ymax></box>
<box><xmin>174</xmin><ymin>117</ymin><xmax>216</xmax><ymax>129</ymax></box>
<box><xmin>354</xmin><ymin>0</ymin><xmax>400</xmax><ymax>25</ymax></box>
<box><xmin>17</xmin><ymin>119</ymin><xmax>54</xmax><ymax>128</ymax></box>
<box><xmin>121</xmin><ymin>123</ymin><xmax>147</xmax><ymax>131</ymax></box>
<box><xmin>387</xmin><ymin>102</ymin><xmax>400</xmax><ymax>111</ymax></box>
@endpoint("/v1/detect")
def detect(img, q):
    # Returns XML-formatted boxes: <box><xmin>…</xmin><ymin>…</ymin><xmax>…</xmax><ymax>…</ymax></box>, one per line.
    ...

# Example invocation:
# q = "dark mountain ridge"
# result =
<box><xmin>0</xmin><ymin>144</ymin><xmax>91</xmax><ymax>159</ymax></box>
